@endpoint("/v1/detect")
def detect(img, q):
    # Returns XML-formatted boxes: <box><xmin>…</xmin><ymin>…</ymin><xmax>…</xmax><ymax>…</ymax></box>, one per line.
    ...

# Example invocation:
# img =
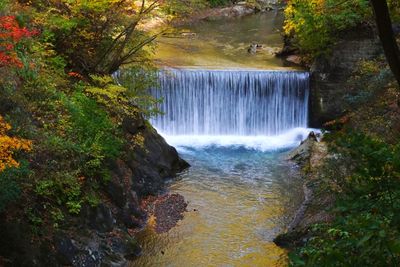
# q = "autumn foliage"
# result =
<box><xmin>0</xmin><ymin>115</ymin><xmax>32</xmax><ymax>172</ymax></box>
<box><xmin>0</xmin><ymin>16</ymin><xmax>37</xmax><ymax>68</ymax></box>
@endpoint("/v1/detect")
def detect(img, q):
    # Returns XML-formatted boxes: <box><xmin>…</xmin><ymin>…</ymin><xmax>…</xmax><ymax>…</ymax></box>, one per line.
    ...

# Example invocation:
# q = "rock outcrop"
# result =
<box><xmin>203</xmin><ymin>3</ymin><xmax>256</xmax><ymax>20</ymax></box>
<box><xmin>274</xmin><ymin>132</ymin><xmax>333</xmax><ymax>248</ymax></box>
<box><xmin>255</xmin><ymin>0</ymin><xmax>280</xmax><ymax>11</ymax></box>
<box><xmin>277</xmin><ymin>25</ymin><xmax>384</xmax><ymax>127</ymax></box>
<box><xmin>309</xmin><ymin>26</ymin><xmax>383</xmax><ymax>127</ymax></box>
<box><xmin>57</xmin><ymin>120</ymin><xmax>189</xmax><ymax>266</ymax></box>
<box><xmin>0</xmin><ymin>114</ymin><xmax>189</xmax><ymax>266</ymax></box>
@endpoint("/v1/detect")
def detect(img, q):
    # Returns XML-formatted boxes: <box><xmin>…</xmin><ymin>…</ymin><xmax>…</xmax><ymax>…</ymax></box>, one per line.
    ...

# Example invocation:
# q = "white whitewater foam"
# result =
<box><xmin>159</xmin><ymin>127</ymin><xmax>320</xmax><ymax>152</ymax></box>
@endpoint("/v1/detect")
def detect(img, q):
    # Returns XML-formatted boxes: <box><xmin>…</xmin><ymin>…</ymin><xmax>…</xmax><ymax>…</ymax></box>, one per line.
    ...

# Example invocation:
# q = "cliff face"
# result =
<box><xmin>0</xmin><ymin>114</ymin><xmax>189</xmax><ymax>266</ymax></box>
<box><xmin>308</xmin><ymin>26</ymin><xmax>383</xmax><ymax>127</ymax></box>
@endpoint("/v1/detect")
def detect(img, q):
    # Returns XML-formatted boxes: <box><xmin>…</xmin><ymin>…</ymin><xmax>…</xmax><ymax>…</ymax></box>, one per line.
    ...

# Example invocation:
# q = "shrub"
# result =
<box><xmin>0</xmin><ymin>15</ymin><xmax>38</xmax><ymax>69</ymax></box>
<box><xmin>290</xmin><ymin>132</ymin><xmax>400</xmax><ymax>266</ymax></box>
<box><xmin>206</xmin><ymin>0</ymin><xmax>234</xmax><ymax>7</ymax></box>
<box><xmin>64</xmin><ymin>90</ymin><xmax>123</xmax><ymax>175</ymax></box>
<box><xmin>344</xmin><ymin>58</ymin><xmax>392</xmax><ymax>106</ymax></box>
<box><xmin>0</xmin><ymin>161</ymin><xmax>30</xmax><ymax>212</ymax></box>
<box><xmin>0</xmin><ymin>115</ymin><xmax>32</xmax><ymax>172</ymax></box>
<box><xmin>284</xmin><ymin>0</ymin><xmax>400</xmax><ymax>57</ymax></box>
<box><xmin>115</xmin><ymin>66</ymin><xmax>162</xmax><ymax>118</ymax></box>
<box><xmin>284</xmin><ymin>0</ymin><xmax>371</xmax><ymax>57</ymax></box>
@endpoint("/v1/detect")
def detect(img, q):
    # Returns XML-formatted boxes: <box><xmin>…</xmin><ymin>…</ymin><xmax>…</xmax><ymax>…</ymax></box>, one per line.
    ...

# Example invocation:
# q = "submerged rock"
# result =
<box><xmin>247</xmin><ymin>43</ymin><xmax>258</xmax><ymax>54</ymax></box>
<box><xmin>152</xmin><ymin>194</ymin><xmax>188</xmax><ymax>233</ymax></box>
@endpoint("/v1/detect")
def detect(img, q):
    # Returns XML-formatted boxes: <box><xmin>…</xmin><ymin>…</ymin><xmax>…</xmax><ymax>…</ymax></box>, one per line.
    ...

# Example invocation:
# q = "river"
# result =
<box><xmin>130</xmin><ymin>11</ymin><xmax>313</xmax><ymax>267</ymax></box>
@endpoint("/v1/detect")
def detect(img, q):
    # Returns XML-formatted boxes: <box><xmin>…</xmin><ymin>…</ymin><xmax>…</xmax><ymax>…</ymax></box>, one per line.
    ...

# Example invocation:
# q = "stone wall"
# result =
<box><xmin>309</xmin><ymin>26</ymin><xmax>383</xmax><ymax>127</ymax></box>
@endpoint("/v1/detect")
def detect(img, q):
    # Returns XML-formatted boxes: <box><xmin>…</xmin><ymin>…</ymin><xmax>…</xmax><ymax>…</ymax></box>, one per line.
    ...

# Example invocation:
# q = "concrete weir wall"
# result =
<box><xmin>308</xmin><ymin>26</ymin><xmax>382</xmax><ymax>127</ymax></box>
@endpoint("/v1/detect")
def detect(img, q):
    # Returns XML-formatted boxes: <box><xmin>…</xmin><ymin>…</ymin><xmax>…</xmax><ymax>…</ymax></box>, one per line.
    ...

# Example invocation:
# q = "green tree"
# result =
<box><xmin>23</xmin><ymin>0</ymin><xmax>164</xmax><ymax>75</ymax></box>
<box><xmin>283</xmin><ymin>0</ymin><xmax>400</xmax><ymax>62</ymax></box>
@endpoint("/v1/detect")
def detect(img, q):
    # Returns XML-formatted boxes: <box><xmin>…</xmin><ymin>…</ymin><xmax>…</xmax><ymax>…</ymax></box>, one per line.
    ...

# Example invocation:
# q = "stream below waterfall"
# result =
<box><xmin>131</xmin><ymin>145</ymin><xmax>304</xmax><ymax>266</ymax></box>
<box><xmin>130</xmin><ymin>12</ymin><xmax>314</xmax><ymax>267</ymax></box>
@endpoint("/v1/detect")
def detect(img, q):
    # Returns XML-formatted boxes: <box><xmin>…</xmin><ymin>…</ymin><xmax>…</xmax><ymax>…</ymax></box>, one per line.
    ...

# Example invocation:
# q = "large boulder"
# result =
<box><xmin>121</xmin><ymin>126</ymin><xmax>190</xmax><ymax>197</ymax></box>
<box><xmin>286</xmin><ymin>131</ymin><xmax>318</xmax><ymax>166</ymax></box>
<box><xmin>54</xmin><ymin>231</ymin><xmax>141</xmax><ymax>267</ymax></box>
<box><xmin>255</xmin><ymin>0</ymin><xmax>280</xmax><ymax>10</ymax></box>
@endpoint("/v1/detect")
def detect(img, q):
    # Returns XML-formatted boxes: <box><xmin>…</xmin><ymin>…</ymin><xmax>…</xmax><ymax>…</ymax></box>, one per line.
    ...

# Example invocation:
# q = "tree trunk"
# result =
<box><xmin>370</xmin><ymin>0</ymin><xmax>400</xmax><ymax>86</ymax></box>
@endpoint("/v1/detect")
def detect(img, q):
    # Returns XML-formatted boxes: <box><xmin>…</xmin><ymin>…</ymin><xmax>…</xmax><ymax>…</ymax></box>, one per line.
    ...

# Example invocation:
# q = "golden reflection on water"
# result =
<box><xmin>152</xmin><ymin>12</ymin><xmax>293</xmax><ymax>70</ymax></box>
<box><xmin>130</xmin><ymin>149</ymin><xmax>300</xmax><ymax>267</ymax></box>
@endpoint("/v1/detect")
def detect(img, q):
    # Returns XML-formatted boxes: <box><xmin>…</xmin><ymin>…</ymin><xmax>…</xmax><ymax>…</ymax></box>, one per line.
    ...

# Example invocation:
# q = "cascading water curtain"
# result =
<box><xmin>149</xmin><ymin>69</ymin><xmax>309</xmax><ymax>136</ymax></box>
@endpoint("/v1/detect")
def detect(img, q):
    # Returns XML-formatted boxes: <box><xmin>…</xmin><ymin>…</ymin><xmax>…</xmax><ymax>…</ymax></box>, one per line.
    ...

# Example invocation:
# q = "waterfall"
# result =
<box><xmin>149</xmin><ymin>69</ymin><xmax>309</xmax><ymax>137</ymax></box>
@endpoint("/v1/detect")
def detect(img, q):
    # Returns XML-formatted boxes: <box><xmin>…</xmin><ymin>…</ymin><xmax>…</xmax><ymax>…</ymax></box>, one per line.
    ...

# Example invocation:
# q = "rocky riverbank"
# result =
<box><xmin>175</xmin><ymin>0</ymin><xmax>282</xmax><ymax>24</ymax></box>
<box><xmin>141</xmin><ymin>0</ymin><xmax>284</xmax><ymax>31</ymax></box>
<box><xmin>274</xmin><ymin>24</ymin><xmax>400</xmax><ymax>249</ymax></box>
<box><xmin>274</xmin><ymin>132</ymin><xmax>333</xmax><ymax>248</ymax></box>
<box><xmin>0</xmin><ymin>113</ymin><xmax>190</xmax><ymax>266</ymax></box>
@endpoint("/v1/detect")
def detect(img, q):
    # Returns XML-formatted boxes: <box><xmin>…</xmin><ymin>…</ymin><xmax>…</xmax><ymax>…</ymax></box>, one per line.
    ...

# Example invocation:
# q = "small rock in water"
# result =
<box><xmin>247</xmin><ymin>43</ymin><xmax>258</xmax><ymax>54</ymax></box>
<box><xmin>181</xmin><ymin>32</ymin><xmax>196</xmax><ymax>38</ymax></box>
<box><xmin>248</xmin><ymin>43</ymin><xmax>264</xmax><ymax>54</ymax></box>
<box><xmin>286</xmin><ymin>55</ymin><xmax>302</xmax><ymax>65</ymax></box>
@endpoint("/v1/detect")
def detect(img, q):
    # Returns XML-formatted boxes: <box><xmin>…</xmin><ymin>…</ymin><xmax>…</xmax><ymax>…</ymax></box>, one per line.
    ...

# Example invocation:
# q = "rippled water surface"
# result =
<box><xmin>153</xmin><ymin>12</ymin><xmax>292</xmax><ymax>69</ymax></box>
<box><xmin>130</xmin><ymin>142</ymin><xmax>304</xmax><ymax>267</ymax></box>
